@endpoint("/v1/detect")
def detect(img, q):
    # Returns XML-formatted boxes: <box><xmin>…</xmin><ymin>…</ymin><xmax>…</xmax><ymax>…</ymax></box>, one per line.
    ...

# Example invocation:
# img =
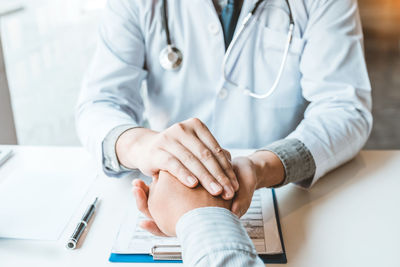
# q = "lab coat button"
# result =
<box><xmin>208</xmin><ymin>23</ymin><xmax>220</xmax><ymax>35</ymax></box>
<box><xmin>218</xmin><ymin>88</ymin><xmax>228</xmax><ymax>99</ymax></box>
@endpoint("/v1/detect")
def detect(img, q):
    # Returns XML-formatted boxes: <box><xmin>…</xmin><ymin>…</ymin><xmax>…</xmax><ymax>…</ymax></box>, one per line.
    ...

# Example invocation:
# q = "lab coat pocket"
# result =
<box><xmin>254</xmin><ymin>25</ymin><xmax>306</xmax><ymax>108</ymax></box>
<box><xmin>261</xmin><ymin>26</ymin><xmax>305</xmax><ymax>55</ymax></box>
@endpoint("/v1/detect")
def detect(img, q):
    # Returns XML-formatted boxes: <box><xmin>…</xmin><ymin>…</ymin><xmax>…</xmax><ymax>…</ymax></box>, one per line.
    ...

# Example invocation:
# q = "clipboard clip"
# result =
<box><xmin>151</xmin><ymin>245</ymin><xmax>182</xmax><ymax>261</ymax></box>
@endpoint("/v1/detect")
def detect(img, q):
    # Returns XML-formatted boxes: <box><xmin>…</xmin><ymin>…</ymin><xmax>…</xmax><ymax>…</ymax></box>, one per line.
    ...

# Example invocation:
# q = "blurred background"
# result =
<box><xmin>0</xmin><ymin>0</ymin><xmax>399</xmax><ymax>148</ymax></box>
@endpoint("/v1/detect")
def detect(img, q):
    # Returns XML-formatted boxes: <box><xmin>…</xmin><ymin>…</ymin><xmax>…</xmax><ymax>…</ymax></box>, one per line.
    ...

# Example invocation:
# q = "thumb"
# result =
<box><xmin>231</xmin><ymin>194</ymin><xmax>251</xmax><ymax>218</ymax></box>
<box><xmin>132</xmin><ymin>186</ymin><xmax>153</xmax><ymax>219</ymax></box>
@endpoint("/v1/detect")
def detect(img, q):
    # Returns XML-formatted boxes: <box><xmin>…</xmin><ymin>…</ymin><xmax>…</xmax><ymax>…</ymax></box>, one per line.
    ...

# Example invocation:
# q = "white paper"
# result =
<box><xmin>112</xmin><ymin>188</ymin><xmax>283</xmax><ymax>256</ymax></box>
<box><xmin>0</xmin><ymin>149</ymin><xmax>97</xmax><ymax>240</ymax></box>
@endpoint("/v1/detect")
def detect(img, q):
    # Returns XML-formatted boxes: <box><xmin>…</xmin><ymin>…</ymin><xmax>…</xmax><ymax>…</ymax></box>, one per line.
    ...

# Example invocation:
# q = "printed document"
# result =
<box><xmin>112</xmin><ymin>188</ymin><xmax>283</xmax><ymax>256</ymax></box>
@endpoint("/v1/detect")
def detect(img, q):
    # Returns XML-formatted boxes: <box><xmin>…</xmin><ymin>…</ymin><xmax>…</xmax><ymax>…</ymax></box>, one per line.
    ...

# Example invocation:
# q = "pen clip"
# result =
<box><xmin>151</xmin><ymin>245</ymin><xmax>182</xmax><ymax>261</ymax></box>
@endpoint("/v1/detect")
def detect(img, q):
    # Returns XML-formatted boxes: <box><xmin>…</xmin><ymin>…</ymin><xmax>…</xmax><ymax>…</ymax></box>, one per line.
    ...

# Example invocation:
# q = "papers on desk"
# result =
<box><xmin>110</xmin><ymin>188</ymin><xmax>285</xmax><ymax>263</ymax></box>
<box><xmin>0</xmin><ymin>148</ymin><xmax>97</xmax><ymax>240</ymax></box>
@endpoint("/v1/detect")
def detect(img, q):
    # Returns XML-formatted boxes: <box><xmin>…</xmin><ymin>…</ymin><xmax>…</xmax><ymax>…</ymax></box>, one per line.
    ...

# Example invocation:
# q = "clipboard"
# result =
<box><xmin>109</xmin><ymin>189</ymin><xmax>287</xmax><ymax>264</ymax></box>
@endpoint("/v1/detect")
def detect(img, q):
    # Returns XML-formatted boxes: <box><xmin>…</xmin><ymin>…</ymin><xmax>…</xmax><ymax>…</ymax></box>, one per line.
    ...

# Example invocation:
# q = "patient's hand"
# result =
<box><xmin>133</xmin><ymin>171</ymin><xmax>231</xmax><ymax>236</ymax></box>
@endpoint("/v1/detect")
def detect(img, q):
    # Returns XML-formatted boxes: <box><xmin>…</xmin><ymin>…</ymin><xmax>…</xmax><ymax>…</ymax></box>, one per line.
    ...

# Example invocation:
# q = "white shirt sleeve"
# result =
<box><xmin>176</xmin><ymin>207</ymin><xmax>265</xmax><ymax>267</ymax></box>
<box><xmin>287</xmin><ymin>0</ymin><xmax>373</xmax><ymax>187</ymax></box>
<box><xmin>75</xmin><ymin>0</ymin><xmax>147</xmax><ymax>168</ymax></box>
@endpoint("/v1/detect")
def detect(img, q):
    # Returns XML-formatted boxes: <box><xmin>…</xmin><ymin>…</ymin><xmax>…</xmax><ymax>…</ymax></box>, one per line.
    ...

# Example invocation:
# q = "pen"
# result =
<box><xmin>66</xmin><ymin>197</ymin><xmax>99</xmax><ymax>250</ymax></box>
<box><xmin>0</xmin><ymin>149</ymin><xmax>13</xmax><ymax>168</ymax></box>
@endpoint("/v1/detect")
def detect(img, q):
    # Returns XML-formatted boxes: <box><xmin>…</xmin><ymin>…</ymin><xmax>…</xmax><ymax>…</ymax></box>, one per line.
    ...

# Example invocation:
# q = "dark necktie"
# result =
<box><xmin>220</xmin><ymin>0</ymin><xmax>241</xmax><ymax>49</ymax></box>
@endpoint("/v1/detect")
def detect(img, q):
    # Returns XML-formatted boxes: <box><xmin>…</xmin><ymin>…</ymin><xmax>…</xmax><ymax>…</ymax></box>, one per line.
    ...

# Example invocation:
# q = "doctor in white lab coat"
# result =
<box><xmin>76</xmin><ymin>1</ymin><xmax>372</xmax><ymax>263</ymax></box>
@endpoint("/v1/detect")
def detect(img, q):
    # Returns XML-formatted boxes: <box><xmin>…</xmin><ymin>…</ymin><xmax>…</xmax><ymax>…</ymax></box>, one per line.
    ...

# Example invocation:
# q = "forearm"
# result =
<box><xmin>176</xmin><ymin>207</ymin><xmax>265</xmax><ymax>267</ymax></box>
<box><xmin>250</xmin><ymin>139</ymin><xmax>316</xmax><ymax>189</ymax></box>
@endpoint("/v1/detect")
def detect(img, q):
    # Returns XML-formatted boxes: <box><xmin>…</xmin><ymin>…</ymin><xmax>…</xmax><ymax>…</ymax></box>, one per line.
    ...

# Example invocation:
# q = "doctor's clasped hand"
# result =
<box><xmin>132</xmin><ymin>149</ymin><xmax>285</xmax><ymax>236</ymax></box>
<box><xmin>116</xmin><ymin>118</ymin><xmax>238</xmax><ymax>200</ymax></box>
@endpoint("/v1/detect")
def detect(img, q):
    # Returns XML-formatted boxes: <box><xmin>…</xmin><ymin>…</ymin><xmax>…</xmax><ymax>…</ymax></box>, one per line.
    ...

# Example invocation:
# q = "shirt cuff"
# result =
<box><xmin>176</xmin><ymin>207</ymin><xmax>258</xmax><ymax>266</ymax></box>
<box><xmin>260</xmin><ymin>138</ymin><xmax>316</xmax><ymax>187</ymax></box>
<box><xmin>102</xmin><ymin>124</ymin><xmax>139</xmax><ymax>177</ymax></box>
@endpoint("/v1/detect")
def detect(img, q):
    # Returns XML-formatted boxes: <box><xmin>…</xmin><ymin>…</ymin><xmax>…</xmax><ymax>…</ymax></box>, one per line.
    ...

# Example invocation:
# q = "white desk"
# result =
<box><xmin>0</xmin><ymin>146</ymin><xmax>399</xmax><ymax>267</ymax></box>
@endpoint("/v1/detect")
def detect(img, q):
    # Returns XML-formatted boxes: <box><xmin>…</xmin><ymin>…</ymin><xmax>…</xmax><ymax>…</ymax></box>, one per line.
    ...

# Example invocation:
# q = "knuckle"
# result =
<box><xmin>157</xmin><ymin>132</ymin><xmax>169</xmax><ymax>143</ymax></box>
<box><xmin>189</xmin><ymin>117</ymin><xmax>202</xmax><ymax>127</ymax></box>
<box><xmin>182</xmin><ymin>152</ymin><xmax>195</xmax><ymax>164</ymax></box>
<box><xmin>214</xmin><ymin>146</ymin><xmax>223</xmax><ymax>155</ymax></box>
<box><xmin>200</xmin><ymin>149</ymin><xmax>213</xmax><ymax>161</ymax></box>
<box><xmin>164</xmin><ymin>155</ymin><xmax>175</xmax><ymax>166</ymax></box>
<box><xmin>172</xmin><ymin>122</ymin><xmax>186</xmax><ymax>132</ymax></box>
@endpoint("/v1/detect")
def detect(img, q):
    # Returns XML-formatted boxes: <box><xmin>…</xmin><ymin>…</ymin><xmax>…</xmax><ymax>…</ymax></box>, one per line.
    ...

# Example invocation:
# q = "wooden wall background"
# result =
<box><xmin>359</xmin><ymin>0</ymin><xmax>400</xmax><ymax>149</ymax></box>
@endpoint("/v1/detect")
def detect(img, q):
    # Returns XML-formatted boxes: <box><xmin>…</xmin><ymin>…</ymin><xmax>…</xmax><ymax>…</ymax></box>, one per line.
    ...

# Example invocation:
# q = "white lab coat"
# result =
<box><xmin>76</xmin><ymin>0</ymin><xmax>372</xmax><ymax>187</ymax></box>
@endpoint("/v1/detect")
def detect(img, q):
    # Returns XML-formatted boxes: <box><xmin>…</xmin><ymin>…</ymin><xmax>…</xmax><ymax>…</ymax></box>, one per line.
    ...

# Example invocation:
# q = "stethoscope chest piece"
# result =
<box><xmin>159</xmin><ymin>45</ymin><xmax>183</xmax><ymax>71</ymax></box>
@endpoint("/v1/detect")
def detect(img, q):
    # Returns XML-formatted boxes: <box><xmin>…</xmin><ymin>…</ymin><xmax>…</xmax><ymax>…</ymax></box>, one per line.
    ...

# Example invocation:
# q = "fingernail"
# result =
<box><xmin>186</xmin><ymin>176</ymin><xmax>197</xmax><ymax>186</ymax></box>
<box><xmin>210</xmin><ymin>182</ymin><xmax>222</xmax><ymax>194</ymax></box>
<box><xmin>223</xmin><ymin>186</ymin><xmax>233</xmax><ymax>198</ymax></box>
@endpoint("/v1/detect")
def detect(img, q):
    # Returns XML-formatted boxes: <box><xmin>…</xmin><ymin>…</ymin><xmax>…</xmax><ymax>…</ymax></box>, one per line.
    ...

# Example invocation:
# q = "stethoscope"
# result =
<box><xmin>159</xmin><ymin>0</ymin><xmax>294</xmax><ymax>99</ymax></box>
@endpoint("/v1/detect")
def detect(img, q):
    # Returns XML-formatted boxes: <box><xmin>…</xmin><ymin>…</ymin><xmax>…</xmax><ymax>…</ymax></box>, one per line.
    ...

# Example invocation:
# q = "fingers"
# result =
<box><xmin>132</xmin><ymin>186</ymin><xmax>153</xmax><ymax>219</ymax></box>
<box><xmin>139</xmin><ymin>220</ymin><xmax>168</xmax><ymax>237</ymax></box>
<box><xmin>132</xmin><ymin>179</ymin><xmax>149</xmax><ymax>195</ymax></box>
<box><xmin>163</xmin><ymin>141</ymin><xmax>227</xmax><ymax>196</ymax></box>
<box><xmin>182</xmin><ymin>137</ymin><xmax>232</xmax><ymax>198</ymax></box>
<box><xmin>137</xmin><ymin>118</ymin><xmax>237</xmax><ymax>199</ymax></box>
<box><xmin>230</xmin><ymin>160</ymin><xmax>255</xmax><ymax>218</ymax></box>
<box><xmin>132</xmin><ymin>179</ymin><xmax>168</xmax><ymax>237</ymax></box>
<box><xmin>172</xmin><ymin>121</ymin><xmax>234</xmax><ymax>198</ymax></box>
<box><xmin>231</xmin><ymin>182</ymin><xmax>253</xmax><ymax>218</ymax></box>
<box><xmin>231</xmin><ymin>196</ymin><xmax>252</xmax><ymax>218</ymax></box>
<box><xmin>156</xmin><ymin>149</ymin><xmax>199</xmax><ymax>188</ymax></box>
<box><xmin>190</xmin><ymin>119</ymin><xmax>239</xmax><ymax>193</ymax></box>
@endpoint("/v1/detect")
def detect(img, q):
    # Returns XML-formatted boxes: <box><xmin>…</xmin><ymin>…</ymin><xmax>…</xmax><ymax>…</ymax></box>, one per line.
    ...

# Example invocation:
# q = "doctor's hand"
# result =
<box><xmin>132</xmin><ymin>171</ymin><xmax>232</xmax><ymax>236</ymax></box>
<box><xmin>116</xmin><ymin>118</ymin><xmax>238</xmax><ymax>200</ymax></box>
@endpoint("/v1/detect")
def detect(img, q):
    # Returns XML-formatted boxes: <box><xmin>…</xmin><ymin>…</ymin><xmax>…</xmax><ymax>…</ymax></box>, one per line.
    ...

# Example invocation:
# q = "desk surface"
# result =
<box><xmin>0</xmin><ymin>146</ymin><xmax>399</xmax><ymax>267</ymax></box>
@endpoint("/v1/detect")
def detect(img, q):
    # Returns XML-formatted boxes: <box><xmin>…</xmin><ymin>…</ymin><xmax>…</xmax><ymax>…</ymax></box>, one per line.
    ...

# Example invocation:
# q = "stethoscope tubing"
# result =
<box><xmin>223</xmin><ymin>0</ymin><xmax>295</xmax><ymax>99</ymax></box>
<box><xmin>161</xmin><ymin>0</ymin><xmax>295</xmax><ymax>99</ymax></box>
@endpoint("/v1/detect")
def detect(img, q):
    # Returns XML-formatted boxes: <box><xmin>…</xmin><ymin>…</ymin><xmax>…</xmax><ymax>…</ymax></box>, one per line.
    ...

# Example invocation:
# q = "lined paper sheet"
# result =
<box><xmin>112</xmin><ymin>188</ymin><xmax>283</xmax><ymax>256</ymax></box>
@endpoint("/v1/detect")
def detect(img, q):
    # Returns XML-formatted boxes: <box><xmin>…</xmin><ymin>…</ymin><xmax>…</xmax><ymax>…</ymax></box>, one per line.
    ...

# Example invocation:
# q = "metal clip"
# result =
<box><xmin>151</xmin><ymin>244</ymin><xmax>182</xmax><ymax>261</ymax></box>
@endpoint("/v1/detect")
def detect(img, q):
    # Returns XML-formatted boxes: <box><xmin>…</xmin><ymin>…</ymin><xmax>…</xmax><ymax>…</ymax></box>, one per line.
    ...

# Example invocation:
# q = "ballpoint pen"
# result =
<box><xmin>0</xmin><ymin>149</ymin><xmax>13</xmax><ymax>168</ymax></box>
<box><xmin>66</xmin><ymin>197</ymin><xmax>99</xmax><ymax>250</ymax></box>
